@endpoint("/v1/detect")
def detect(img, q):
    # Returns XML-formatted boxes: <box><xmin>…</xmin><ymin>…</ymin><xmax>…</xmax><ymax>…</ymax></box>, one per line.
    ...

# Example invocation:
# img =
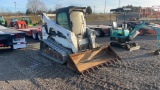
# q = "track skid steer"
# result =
<box><xmin>40</xmin><ymin>6</ymin><xmax>121</xmax><ymax>74</ymax></box>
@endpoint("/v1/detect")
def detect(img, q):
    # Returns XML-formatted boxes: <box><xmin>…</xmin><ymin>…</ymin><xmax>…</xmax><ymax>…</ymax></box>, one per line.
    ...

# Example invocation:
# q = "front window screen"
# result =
<box><xmin>57</xmin><ymin>13</ymin><xmax>70</xmax><ymax>30</ymax></box>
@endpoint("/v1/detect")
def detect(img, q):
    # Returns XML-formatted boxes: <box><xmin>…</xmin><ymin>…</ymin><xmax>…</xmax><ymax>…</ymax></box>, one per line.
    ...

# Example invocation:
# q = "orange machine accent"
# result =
<box><xmin>139</xmin><ymin>7</ymin><xmax>152</xmax><ymax>18</ymax></box>
<box><xmin>139</xmin><ymin>6</ymin><xmax>160</xmax><ymax>18</ymax></box>
<box><xmin>15</xmin><ymin>21</ymin><xmax>27</xmax><ymax>29</ymax></box>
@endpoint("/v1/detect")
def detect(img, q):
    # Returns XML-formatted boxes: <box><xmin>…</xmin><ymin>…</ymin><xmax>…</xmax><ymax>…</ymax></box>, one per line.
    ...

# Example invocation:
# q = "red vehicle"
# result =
<box><xmin>139</xmin><ymin>28</ymin><xmax>157</xmax><ymax>35</ymax></box>
<box><xmin>13</xmin><ymin>21</ymin><xmax>42</xmax><ymax>40</ymax></box>
<box><xmin>127</xmin><ymin>22</ymin><xmax>157</xmax><ymax>35</ymax></box>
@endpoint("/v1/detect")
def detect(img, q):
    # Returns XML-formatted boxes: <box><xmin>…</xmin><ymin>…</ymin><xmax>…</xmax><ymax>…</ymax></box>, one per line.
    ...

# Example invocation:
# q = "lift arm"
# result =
<box><xmin>128</xmin><ymin>23</ymin><xmax>146</xmax><ymax>40</ymax></box>
<box><xmin>40</xmin><ymin>13</ymin><xmax>78</xmax><ymax>53</ymax></box>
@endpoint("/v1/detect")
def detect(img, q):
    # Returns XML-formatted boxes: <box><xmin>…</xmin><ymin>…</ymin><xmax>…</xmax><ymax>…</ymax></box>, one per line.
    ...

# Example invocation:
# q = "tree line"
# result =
<box><xmin>26</xmin><ymin>0</ymin><xmax>93</xmax><ymax>15</ymax></box>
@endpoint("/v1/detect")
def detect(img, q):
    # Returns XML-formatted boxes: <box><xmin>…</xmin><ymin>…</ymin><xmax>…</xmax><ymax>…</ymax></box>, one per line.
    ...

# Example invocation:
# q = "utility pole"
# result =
<box><xmin>119</xmin><ymin>0</ymin><xmax>121</xmax><ymax>8</ymax></box>
<box><xmin>94</xmin><ymin>6</ymin><xmax>95</xmax><ymax>13</ymax></box>
<box><xmin>14</xmin><ymin>2</ymin><xmax>16</xmax><ymax>13</ymax></box>
<box><xmin>104</xmin><ymin>0</ymin><xmax>106</xmax><ymax>14</ymax></box>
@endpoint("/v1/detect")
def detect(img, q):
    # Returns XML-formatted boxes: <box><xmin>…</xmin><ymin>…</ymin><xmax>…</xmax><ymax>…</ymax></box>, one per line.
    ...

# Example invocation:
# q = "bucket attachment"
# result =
<box><xmin>67</xmin><ymin>46</ymin><xmax>121</xmax><ymax>74</ymax></box>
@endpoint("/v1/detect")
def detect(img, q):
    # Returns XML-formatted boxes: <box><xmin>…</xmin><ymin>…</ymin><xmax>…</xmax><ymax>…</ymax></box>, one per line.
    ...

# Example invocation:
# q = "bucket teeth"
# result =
<box><xmin>81</xmin><ymin>72</ymin><xmax>85</xmax><ymax>76</ymax></box>
<box><xmin>105</xmin><ymin>63</ymin><xmax>109</xmax><ymax>66</ymax></box>
<box><xmin>116</xmin><ymin>58</ymin><xmax>120</xmax><ymax>61</ymax></box>
<box><xmin>109</xmin><ymin>61</ymin><xmax>113</xmax><ymax>65</ymax></box>
<box><xmin>96</xmin><ymin>66</ymin><xmax>99</xmax><ymax>69</ymax></box>
<box><xmin>114</xmin><ymin>59</ymin><xmax>119</xmax><ymax>64</ymax></box>
<box><xmin>100</xmin><ymin>64</ymin><xmax>104</xmax><ymax>67</ymax></box>
<box><xmin>112</xmin><ymin>60</ymin><xmax>116</xmax><ymax>64</ymax></box>
<box><xmin>111</xmin><ymin>60</ymin><xmax>117</xmax><ymax>66</ymax></box>
<box><xmin>80</xmin><ymin>59</ymin><xmax>121</xmax><ymax>75</ymax></box>
<box><xmin>86</xmin><ymin>70</ymin><xmax>90</xmax><ymax>74</ymax></box>
<box><xmin>116</xmin><ymin>59</ymin><xmax>121</xmax><ymax>64</ymax></box>
<box><xmin>91</xmin><ymin>68</ymin><xmax>94</xmax><ymax>71</ymax></box>
<box><xmin>116</xmin><ymin>59</ymin><xmax>119</xmax><ymax>61</ymax></box>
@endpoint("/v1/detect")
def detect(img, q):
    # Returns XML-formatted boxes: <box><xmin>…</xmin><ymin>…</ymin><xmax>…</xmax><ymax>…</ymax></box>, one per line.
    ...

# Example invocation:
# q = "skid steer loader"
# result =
<box><xmin>40</xmin><ymin>6</ymin><xmax>120</xmax><ymax>74</ymax></box>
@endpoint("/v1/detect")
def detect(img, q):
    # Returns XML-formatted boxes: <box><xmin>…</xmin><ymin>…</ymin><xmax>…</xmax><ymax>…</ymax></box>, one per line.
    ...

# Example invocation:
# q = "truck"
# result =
<box><xmin>13</xmin><ymin>20</ymin><xmax>42</xmax><ymax>40</ymax></box>
<box><xmin>0</xmin><ymin>25</ymin><xmax>26</xmax><ymax>50</ymax></box>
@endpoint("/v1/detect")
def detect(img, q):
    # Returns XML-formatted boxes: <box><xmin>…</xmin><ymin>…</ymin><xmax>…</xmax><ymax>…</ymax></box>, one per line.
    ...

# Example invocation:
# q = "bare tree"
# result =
<box><xmin>6</xmin><ymin>9</ymin><xmax>12</xmax><ymax>16</ymax></box>
<box><xmin>0</xmin><ymin>7</ymin><xmax>5</xmax><ymax>15</ymax></box>
<box><xmin>26</xmin><ymin>0</ymin><xmax>47</xmax><ymax>15</ymax></box>
<box><xmin>39</xmin><ymin>0</ymin><xmax>47</xmax><ymax>11</ymax></box>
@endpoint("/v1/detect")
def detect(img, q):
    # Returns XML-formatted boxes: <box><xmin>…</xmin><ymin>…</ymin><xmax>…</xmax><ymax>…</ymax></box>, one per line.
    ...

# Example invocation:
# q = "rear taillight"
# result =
<box><xmin>0</xmin><ymin>44</ymin><xmax>4</xmax><ymax>46</ymax></box>
<box><xmin>20</xmin><ymin>42</ymin><xmax>24</xmax><ymax>44</ymax></box>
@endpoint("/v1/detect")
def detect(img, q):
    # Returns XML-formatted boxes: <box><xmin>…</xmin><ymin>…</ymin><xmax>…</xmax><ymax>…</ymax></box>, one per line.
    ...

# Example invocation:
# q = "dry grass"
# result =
<box><xmin>3</xmin><ymin>14</ymin><xmax>115</xmax><ymax>24</ymax></box>
<box><xmin>86</xmin><ymin>14</ymin><xmax>116</xmax><ymax>22</ymax></box>
<box><xmin>4</xmin><ymin>16</ymin><xmax>41</xmax><ymax>24</ymax></box>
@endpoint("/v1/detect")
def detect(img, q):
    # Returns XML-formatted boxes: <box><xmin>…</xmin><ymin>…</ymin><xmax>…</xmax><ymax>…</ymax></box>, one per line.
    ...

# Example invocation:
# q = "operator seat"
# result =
<box><xmin>112</xmin><ymin>21</ymin><xmax>122</xmax><ymax>30</ymax></box>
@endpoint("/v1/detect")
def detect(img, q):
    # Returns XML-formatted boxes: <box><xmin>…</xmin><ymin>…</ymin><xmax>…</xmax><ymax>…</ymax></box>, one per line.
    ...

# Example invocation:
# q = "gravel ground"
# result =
<box><xmin>0</xmin><ymin>35</ymin><xmax>160</xmax><ymax>90</ymax></box>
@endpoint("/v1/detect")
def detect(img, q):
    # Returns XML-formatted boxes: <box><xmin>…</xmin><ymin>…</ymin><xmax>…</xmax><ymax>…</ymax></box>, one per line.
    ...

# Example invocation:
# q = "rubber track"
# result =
<box><xmin>41</xmin><ymin>38</ymin><xmax>72</xmax><ymax>64</ymax></box>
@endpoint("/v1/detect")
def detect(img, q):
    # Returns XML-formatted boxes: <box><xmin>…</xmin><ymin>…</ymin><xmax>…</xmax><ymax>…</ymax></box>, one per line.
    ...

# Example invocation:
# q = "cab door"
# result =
<box><xmin>70</xmin><ymin>11</ymin><xmax>86</xmax><ymax>35</ymax></box>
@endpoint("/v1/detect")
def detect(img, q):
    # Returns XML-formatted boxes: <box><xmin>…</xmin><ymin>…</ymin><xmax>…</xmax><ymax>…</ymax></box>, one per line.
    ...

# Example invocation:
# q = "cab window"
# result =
<box><xmin>57</xmin><ymin>13</ymin><xmax>70</xmax><ymax>30</ymax></box>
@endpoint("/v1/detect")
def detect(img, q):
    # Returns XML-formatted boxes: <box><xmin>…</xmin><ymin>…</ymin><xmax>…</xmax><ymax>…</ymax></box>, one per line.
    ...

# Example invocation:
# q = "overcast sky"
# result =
<box><xmin>0</xmin><ymin>0</ymin><xmax>160</xmax><ymax>13</ymax></box>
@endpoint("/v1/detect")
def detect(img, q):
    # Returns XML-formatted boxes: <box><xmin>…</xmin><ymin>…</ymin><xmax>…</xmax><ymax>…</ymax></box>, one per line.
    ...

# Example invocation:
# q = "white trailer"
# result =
<box><xmin>87</xmin><ymin>25</ymin><xmax>112</xmax><ymax>37</ymax></box>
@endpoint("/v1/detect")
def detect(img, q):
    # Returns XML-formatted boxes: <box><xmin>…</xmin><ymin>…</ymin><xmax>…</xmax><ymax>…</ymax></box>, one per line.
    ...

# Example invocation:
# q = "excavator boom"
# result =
<box><xmin>128</xmin><ymin>23</ymin><xmax>145</xmax><ymax>40</ymax></box>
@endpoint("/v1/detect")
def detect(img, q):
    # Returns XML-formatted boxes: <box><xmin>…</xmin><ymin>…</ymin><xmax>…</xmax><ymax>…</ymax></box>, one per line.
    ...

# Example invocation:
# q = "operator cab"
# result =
<box><xmin>56</xmin><ymin>6</ymin><xmax>86</xmax><ymax>35</ymax></box>
<box><xmin>22</xmin><ymin>17</ymin><xmax>32</xmax><ymax>24</ymax></box>
<box><xmin>110</xmin><ymin>8</ymin><xmax>132</xmax><ymax>38</ymax></box>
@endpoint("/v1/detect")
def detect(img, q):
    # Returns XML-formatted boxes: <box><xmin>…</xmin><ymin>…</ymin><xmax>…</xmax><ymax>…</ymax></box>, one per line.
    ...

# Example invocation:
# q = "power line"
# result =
<box><xmin>14</xmin><ymin>2</ymin><xmax>16</xmax><ymax>13</ymax></box>
<box><xmin>94</xmin><ymin>6</ymin><xmax>95</xmax><ymax>13</ymax></box>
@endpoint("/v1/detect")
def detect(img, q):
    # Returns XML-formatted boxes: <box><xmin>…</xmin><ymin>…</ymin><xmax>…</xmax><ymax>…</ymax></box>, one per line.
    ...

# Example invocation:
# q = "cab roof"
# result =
<box><xmin>110</xmin><ymin>8</ymin><xmax>132</xmax><ymax>12</ymax></box>
<box><xmin>56</xmin><ymin>6</ymin><xmax>86</xmax><ymax>14</ymax></box>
